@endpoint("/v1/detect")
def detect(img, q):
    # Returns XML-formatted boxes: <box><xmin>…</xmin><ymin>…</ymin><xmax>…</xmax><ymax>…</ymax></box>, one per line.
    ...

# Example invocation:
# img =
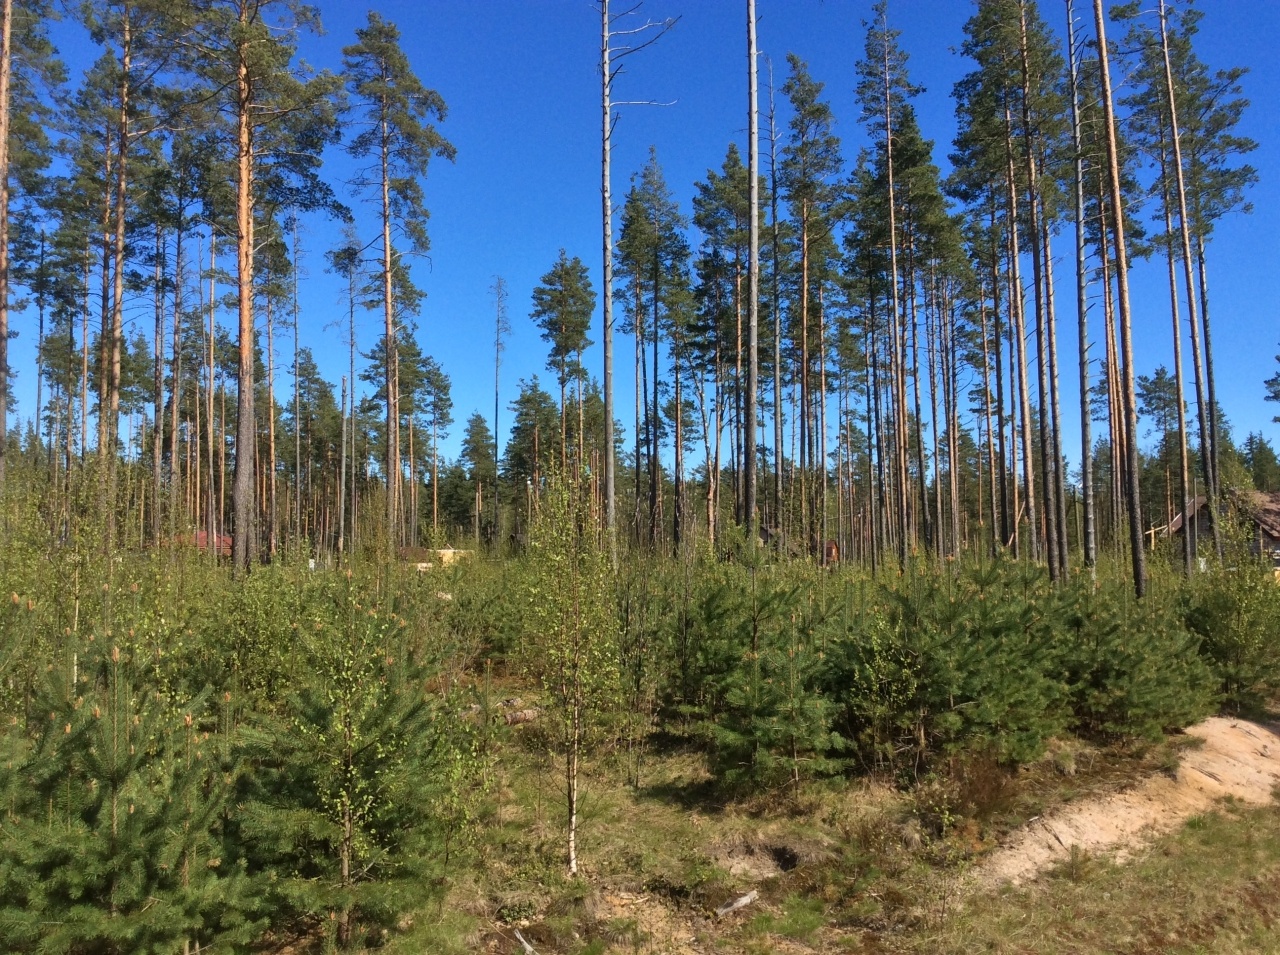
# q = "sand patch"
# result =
<box><xmin>977</xmin><ymin>717</ymin><xmax>1280</xmax><ymax>887</ymax></box>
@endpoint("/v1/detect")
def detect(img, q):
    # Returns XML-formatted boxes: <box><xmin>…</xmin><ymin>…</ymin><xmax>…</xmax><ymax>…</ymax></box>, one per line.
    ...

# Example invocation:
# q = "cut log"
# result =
<box><xmin>715</xmin><ymin>889</ymin><xmax>758</xmax><ymax>917</ymax></box>
<box><xmin>504</xmin><ymin>708</ymin><xmax>540</xmax><ymax>726</ymax></box>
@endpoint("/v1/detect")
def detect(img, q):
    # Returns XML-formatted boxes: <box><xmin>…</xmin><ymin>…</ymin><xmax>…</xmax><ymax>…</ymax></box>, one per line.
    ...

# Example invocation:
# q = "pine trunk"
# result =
<box><xmin>232</xmin><ymin>14</ymin><xmax>257</xmax><ymax>575</ymax></box>
<box><xmin>745</xmin><ymin>0</ymin><xmax>760</xmax><ymax>536</ymax></box>
<box><xmin>1093</xmin><ymin>0</ymin><xmax>1147</xmax><ymax>598</ymax></box>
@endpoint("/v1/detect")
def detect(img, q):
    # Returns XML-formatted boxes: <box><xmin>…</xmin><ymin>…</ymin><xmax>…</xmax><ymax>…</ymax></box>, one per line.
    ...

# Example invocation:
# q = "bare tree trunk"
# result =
<box><xmin>1067</xmin><ymin>0</ymin><xmax>1095</xmax><ymax>573</ymax></box>
<box><xmin>745</xmin><ymin>0</ymin><xmax>760</xmax><ymax>537</ymax></box>
<box><xmin>104</xmin><ymin>10</ymin><xmax>133</xmax><ymax>543</ymax></box>
<box><xmin>292</xmin><ymin>219</ymin><xmax>302</xmax><ymax>552</ymax></box>
<box><xmin>979</xmin><ymin>295</ymin><xmax>999</xmax><ymax>558</ymax></box>
<box><xmin>338</xmin><ymin>375</ymin><xmax>347</xmax><ymax>554</ymax></box>
<box><xmin>768</xmin><ymin>72</ymin><xmax>784</xmax><ymax>542</ymax></box>
<box><xmin>1019</xmin><ymin>0</ymin><xmax>1060</xmax><ymax>581</ymax></box>
<box><xmin>819</xmin><ymin>288</ymin><xmax>829</xmax><ymax>554</ymax></box>
<box><xmin>649</xmin><ymin>254</ymin><xmax>661</xmax><ymax>546</ymax></box>
<box><xmin>153</xmin><ymin>224</ymin><xmax>164</xmax><ymax>544</ymax></box>
<box><xmin>81</xmin><ymin>239</ymin><xmax>91</xmax><ymax>461</ymax></box>
<box><xmin>1093</xmin><ymin>0</ymin><xmax>1146</xmax><ymax>598</ymax></box>
<box><xmin>379</xmin><ymin>97</ymin><xmax>400</xmax><ymax>554</ymax></box>
<box><xmin>673</xmin><ymin>338</ymin><xmax>683</xmax><ymax>553</ymax></box>
<box><xmin>1157</xmin><ymin>119</ymin><xmax>1192</xmax><ymax>577</ymax></box>
<box><xmin>601</xmin><ymin>0</ymin><xmax>616</xmax><ymax>557</ymax></box>
<box><xmin>0</xmin><ymin>0</ymin><xmax>10</xmax><ymax>490</ymax></box>
<box><xmin>1159</xmin><ymin>0</ymin><xmax>1219</xmax><ymax>561</ymax></box>
<box><xmin>169</xmin><ymin>218</ymin><xmax>185</xmax><ymax>542</ymax></box>
<box><xmin>1004</xmin><ymin>107</ymin><xmax>1039</xmax><ymax>564</ymax></box>
<box><xmin>1195</xmin><ymin>239</ymin><xmax>1220</xmax><ymax>554</ymax></box>
<box><xmin>349</xmin><ymin>261</ymin><xmax>358</xmax><ymax>557</ymax></box>
<box><xmin>634</xmin><ymin>275</ymin><xmax>643</xmax><ymax>545</ymax></box>
<box><xmin>232</xmin><ymin>12</ymin><xmax>257</xmax><ymax>575</ymax></box>
<box><xmin>907</xmin><ymin>261</ymin><xmax>929</xmax><ymax>555</ymax></box>
<box><xmin>880</xmin><ymin>16</ymin><xmax>908</xmax><ymax>567</ymax></box>
<box><xmin>925</xmin><ymin>277</ymin><xmax>943</xmax><ymax>555</ymax></box>
<box><xmin>266</xmin><ymin>292</ymin><xmax>277</xmax><ymax>559</ymax></box>
<box><xmin>207</xmin><ymin>236</ymin><xmax>217</xmax><ymax>559</ymax></box>
<box><xmin>493</xmin><ymin>277</ymin><xmax>507</xmax><ymax>553</ymax></box>
<box><xmin>798</xmin><ymin>203</ymin><xmax>810</xmax><ymax>547</ymax></box>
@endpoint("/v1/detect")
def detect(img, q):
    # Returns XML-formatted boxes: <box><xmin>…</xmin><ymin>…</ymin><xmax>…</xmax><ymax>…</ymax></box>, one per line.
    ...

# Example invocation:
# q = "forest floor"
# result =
<box><xmin>973</xmin><ymin>716</ymin><xmax>1280</xmax><ymax>888</ymax></box>
<box><xmin>382</xmin><ymin>713</ymin><xmax>1280</xmax><ymax>955</ymax></box>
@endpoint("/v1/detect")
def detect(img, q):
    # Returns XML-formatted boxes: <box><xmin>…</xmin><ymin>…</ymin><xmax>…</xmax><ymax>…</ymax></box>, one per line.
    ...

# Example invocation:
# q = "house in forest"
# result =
<box><xmin>1160</xmin><ymin>495</ymin><xmax>1212</xmax><ymax>552</ymax></box>
<box><xmin>1160</xmin><ymin>491</ymin><xmax>1280</xmax><ymax>566</ymax></box>
<box><xmin>1247</xmin><ymin>492</ymin><xmax>1280</xmax><ymax>564</ymax></box>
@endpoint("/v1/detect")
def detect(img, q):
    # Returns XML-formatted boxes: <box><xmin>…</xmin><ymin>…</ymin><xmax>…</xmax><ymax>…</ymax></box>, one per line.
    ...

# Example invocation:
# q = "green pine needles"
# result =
<box><xmin>0</xmin><ymin>645</ymin><xmax>261</xmax><ymax>954</ymax></box>
<box><xmin>238</xmin><ymin>577</ymin><xmax>473</xmax><ymax>949</ymax></box>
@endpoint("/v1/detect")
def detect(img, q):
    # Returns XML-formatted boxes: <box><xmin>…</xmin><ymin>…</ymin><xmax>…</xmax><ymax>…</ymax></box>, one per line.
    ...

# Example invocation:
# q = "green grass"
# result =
<box><xmin>424</xmin><ymin>722</ymin><xmax>1280</xmax><ymax>955</ymax></box>
<box><xmin>906</xmin><ymin>800</ymin><xmax>1280</xmax><ymax>955</ymax></box>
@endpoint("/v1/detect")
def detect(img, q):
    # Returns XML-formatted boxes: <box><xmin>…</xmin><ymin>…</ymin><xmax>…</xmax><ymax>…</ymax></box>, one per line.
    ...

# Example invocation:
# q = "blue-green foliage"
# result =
<box><xmin>1062</xmin><ymin>580</ymin><xmax>1215</xmax><ymax>739</ymax></box>
<box><xmin>0</xmin><ymin>646</ymin><xmax>261</xmax><ymax>954</ymax></box>
<box><xmin>643</xmin><ymin>558</ymin><xmax>1233</xmax><ymax>787</ymax></box>
<box><xmin>1185</xmin><ymin>561</ymin><xmax>1280</xmax><ymax>713</ymax></box>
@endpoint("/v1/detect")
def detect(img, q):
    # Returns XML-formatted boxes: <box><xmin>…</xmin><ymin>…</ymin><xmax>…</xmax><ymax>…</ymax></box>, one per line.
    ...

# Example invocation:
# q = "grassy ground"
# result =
<box><xmin>370</xmin><ymin>714</ymin><xmax>1280</xmax><ymax>955</ymax></box>
<box><xmin>910</xmin><ymin>800</ymin><xmax>1280</xmax><ymax>955</ymax></box>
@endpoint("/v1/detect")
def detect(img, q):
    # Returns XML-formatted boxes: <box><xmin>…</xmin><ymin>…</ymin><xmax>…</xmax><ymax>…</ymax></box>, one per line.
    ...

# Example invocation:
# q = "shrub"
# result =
<box><xmin>1186</xmin><ymin>561</ymin><xmax>1280</xmax><ymax>713</ymax></box>
<box><xmin>0</xmin><ymin>643</ymin><xmax>261</xmax><ymax>954</ymax></box>
<box><xmin>236</xmin><ymin>576</ymin><xmax>469</xmax><ymax>948</ymax></box>
<box><xmin>832</xmin><ymin>562</ymin><xmax>1069</xmax><ymax>771</ymax></box>
<box><xmin>1062</xmin><ymin>580</ymin><xmax>1215</xmax><ymax>739</ymax></box>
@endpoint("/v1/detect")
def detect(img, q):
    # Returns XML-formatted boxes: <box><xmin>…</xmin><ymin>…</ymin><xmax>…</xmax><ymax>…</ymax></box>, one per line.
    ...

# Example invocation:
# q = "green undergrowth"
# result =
<box><xmin>2</xmin><ymin>496</ymin><xmax>1280</xmax><ymax>951</ymax></box>
<box><xmin>907</xmin><ymin>799</ymin><xmax>1280</xmax><ymax>955</ymax></box>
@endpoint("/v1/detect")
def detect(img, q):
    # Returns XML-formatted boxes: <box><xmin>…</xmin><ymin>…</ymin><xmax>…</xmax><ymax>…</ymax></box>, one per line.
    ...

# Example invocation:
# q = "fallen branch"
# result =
<box><xmin>715</xmin><ymin>889</ymin><xmax>758</xmax><ymax>917</ymax></box>
<box><xmin>513</xmin><ymin>927</ymin><xmax>538</xmax><ymax>954</ymax></box>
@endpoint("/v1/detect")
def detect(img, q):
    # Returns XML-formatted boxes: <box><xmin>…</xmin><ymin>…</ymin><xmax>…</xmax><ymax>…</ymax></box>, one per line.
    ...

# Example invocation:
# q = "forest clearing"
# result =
<box><xmin>1</xmin><ymin>0</ymin><xmax>1280</xmax><ymax>951</ymax></box>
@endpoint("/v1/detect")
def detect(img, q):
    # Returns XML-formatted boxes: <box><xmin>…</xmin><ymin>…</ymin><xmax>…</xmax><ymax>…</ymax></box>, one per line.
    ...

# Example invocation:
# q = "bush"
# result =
<box><xmin>0</xmin><ymin>643</ymin><xmax>262</xmax><ymax>954</ymax></box>
<box><xmin>1186</xmin><ymin>561</ymin><xmax>1280</xmax><ymax>714</ymax></box>
<box><xmin>1062</xmin><ymin>580</ymin><xmax>1215</xmax><ymax>740</ymax></box>
<box><xmin>831</xmin><ymin>562</ymin><xmax>1069</xmax><ymax>771</ymax></box>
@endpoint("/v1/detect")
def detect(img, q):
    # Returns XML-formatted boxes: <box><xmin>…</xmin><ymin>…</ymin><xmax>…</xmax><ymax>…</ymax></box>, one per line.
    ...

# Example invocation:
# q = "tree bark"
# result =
<box><xmin>232</xmin><ymin>9</ymin><xmax>258</xmax><ymax>575</ymax></box>
<box><xmin>1067</xmin><ymin>0</ymin><xmax>1095</xmax><ymax>572</ymax></box>
<box><xmin>1093</xmin><ymin>0</ymin><xmax>1146</xmax><ymax>598</ymax></box>
<box><xmin>1160</xmin><ymin>0</ymin><xmax>1219</xmax><ymax>561</ymax></box>
<box><xmin>601</xmin><ymin>0</ymin><xmax>616</xmax><ymax>558</ymax></box>
<box><xmin>0</xmin><ymin>0</ymin><xmax>10</xmax><ymax>490</ymax></box>
<box><xmin>744</xmin><ymin>0</ymin><xmax>760</xmax><ymax>538</ymax></box>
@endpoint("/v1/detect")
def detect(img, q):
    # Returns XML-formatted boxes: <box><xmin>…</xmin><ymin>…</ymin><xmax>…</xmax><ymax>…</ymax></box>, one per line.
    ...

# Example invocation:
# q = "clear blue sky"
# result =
<box><xmin>14</xmin><ymin>0</ymin><xmax>1280</xmax><ymax>469</ymax></box>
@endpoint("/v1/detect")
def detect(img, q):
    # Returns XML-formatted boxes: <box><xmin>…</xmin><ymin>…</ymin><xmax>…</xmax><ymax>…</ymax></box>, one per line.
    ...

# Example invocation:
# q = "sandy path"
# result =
<box><xmin>977</xmin><ymin>717</ymin><xmax>1280</xmax><ymax>887</ymax></box>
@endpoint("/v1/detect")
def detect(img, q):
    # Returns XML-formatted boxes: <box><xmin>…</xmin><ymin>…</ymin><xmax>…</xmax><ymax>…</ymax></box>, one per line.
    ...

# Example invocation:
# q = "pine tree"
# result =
<box><xmin>178</xmin><ymin>0</ymin><xmax>341</xmax><ymax>574</ymax></box>
<box><xmin>343</xmin><ymin>12</ymin><xmax>455</xmax><ymax>554</ymax></box>
<box><xmin>461</xmin><ymin>411</ymin><xmax>496</xmax><ymax>542</ymax></box>
<box><xmin>1093</xmin><ymin>0</ymin><xmax>1147</xmax><ymax>598</ymax></box>
<box><xmin>0</xmin><ymin>646</ymin><xmax>261</xmax><ymax>953</ymax></box>
<box><xmin>504</xmin><ymin>376</ymin><xmax>559</xmax><ymax>502</ymax></box>
<box><xmin>615</xmin><ymin>149</ymin><xmax>690</xmax><ymax>548</ymax></box>
<box><xmin>1266</xmin><ymin>352</ymin><xmax>1280</xmax><ymax>423</ymax></box>
<box><xmin>530</xmin><ymin>249</ymin><xmax>596</xmax><ymax>476</ymax></box>
<box><xmin>780</xmin><ymin>54</ymin><xmax>842</xmax><ymax>553</ymax></box>
<box><xmin>692</xmin><ymin>143</ymin><xmax>754</xmax><ymax>539</ymax></box>
<box><xmin>0</xmin><ymin>0</ymin><xmax>62</xmax><ymax>491</ymax></box>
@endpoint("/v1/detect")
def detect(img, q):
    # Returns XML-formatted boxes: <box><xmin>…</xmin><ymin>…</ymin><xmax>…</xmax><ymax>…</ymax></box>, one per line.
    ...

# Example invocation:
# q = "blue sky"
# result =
<box><xmin>14</xmin><ymin>0</ymin><xmax>1280</xmax><ymax>469</ymax></box>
